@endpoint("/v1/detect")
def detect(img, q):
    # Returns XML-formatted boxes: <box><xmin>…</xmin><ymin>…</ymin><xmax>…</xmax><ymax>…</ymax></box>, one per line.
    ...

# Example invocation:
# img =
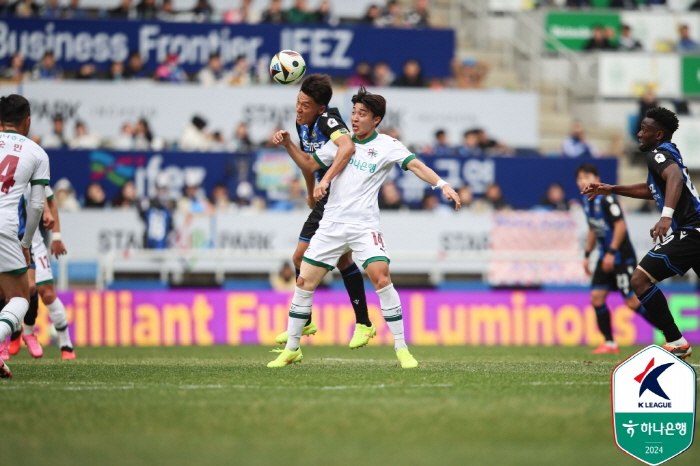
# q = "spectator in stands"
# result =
<box><xmin>111</xmin><ymin>181</ymin><xmax>137</xmax><ymax>209</ymax></box>
<box><xmin>314</xmin><ymin>1</ymin><xmax>331</xmax><ymax>24</ymax></box>
<box><xmin>178</xmin><ymin>172</ymin><xmax>213</xmax><ymax>216</ymax></box>
<box><xmin>484</xmin><ymin>183</ymin><xmax>510</xmax><ymax>211</ymax></box>
<box><xmin>373</xmin><ymin>61</ymin><xmax>395</xmax><ymax>87</ymax></box>
<box><xmin>561</xmin><ymin>121</ymin><xmax>595</xmax><ymax>158</ymax></box>
<box><xmin>421</xmin><ymin>192</ymin><xmax>440</xmax><ymax>211</ymax></box>
<box><xmin>381</xmin><ymin>0</ymin><xmax>405</xmax><ymax>27</ymax></box>
<box><xmin>108</xmin><ymin>0</ymin><xmax>134</xmax><ymax>19</ymax></box>
<box><xmin>124</xmin><ymin>51</ymin><xmax>148</xmax><ymax>79</ymax></box>
<box><xmin>179</xmin><ymin>116</ymin><xmax>210</xmax><ymax>151</ymax></box>
<box><xmin>210</xmin><ymin>183</ymin><xmax>231</xmax><ymax>211</ymax></box>
<box><xmin>476</xmin><ymin>128</ymin><xmax>511</xmax><ymax>156</ymax></box>
<box><xmin>157</xmin><ymin>0</ymin><xmax>177</xmax><ymax>21</ymax></box>
<box><xmin>393</xmin><ymin>59</ymin><xmax>428</xmax><ymax>87</ymax></box>
<box><xmin>362</xmin><ymin>4</ymin><xmax>382</xmax><ymax>26</ymax></box>
<box><xmin>11</xmin><ymin>0</ymin><xmax>40</xmax><ymax>16</ymax></box>
<box><xmin>636</xmin><ymin>199</ymin><xmax>657</xmax><ymax>213</ymax></box>
<box><xmin>452</xmin><ymin>57</ymin><xmax>489</xmax><ymax>89</ymax></box>
<box><xmin>229</xmin><ymin>55</ymin><xmax>253</xmax><ymax>85</ymax></box>
<box><xmin>155</xmin><ymin>54</ymin><xmax>187</xmax><ymax>83</ymax></box>
<box><xmin>405</xmin><ymin>0</ymin><xmax>430</xmax><ymax>28</ymax></box>
<box><xmin>457</xmin><ymin>185</ymin><xmax>474</xmax><ymax>210</ymax></box>
<box><xmin>378</xmin><ymin>181</ymin><xmax>405</xmax><ymax>210</ymax></box>
<box><xmin>270</xmin><ymin>178</ymin><xmax>306</xmax><ymax>211</ymax></box>
<box><xmin>287</xmin><ymin>0</ymin><xmax>314</xmax><ymax>23</ymax></box>
<box><xmin>75</xmin><ymin>63</ymin><xmax>98</xmax><ymax>80</ymax></box>
<box><xmin>609</xmin><ymin>0</ymin><xmax>638</xmax><ymax>8</ymax></box>
<box><xmin>192</xmin><ymin>0</ymin><xmax>213</xmax><ymax>22</ymax></box>
<box><xmin>261</xmin><ymin>0</ymin><xmax>288</xmax><ymax>24</ymax></box>
<box><xmin>107</xmin><ymin>60</ymin><xmax>125</xmax><ymax>81</ymax></box>
<box><xmin>564</xmin><ymin>0</ymin><xmax>591</xmax><ymax>7</ymax></box>
<box><xmin>84</xmin><ymin>182</ymin><xmax>107</xmax><ymax>208</ymax></box>
<box><xmin>63</xmin><ymin>0</ymin><xmax>87</xmax><ymax>19</ymax></box>
<box><xmin>456</xmin><ymin>130</ymin><xmax>481</xmax><ymax>157</ymax></box>
<box><xmin>134</xmin><ymin>118</ymin><xmax>162</xmax><ymax>150</ymax></box>
<box><xmin>42</xmin><ymin>116</ymin><xmax>69</xmax><ymax>149</ymax></box>
<box><xmin>136</xmin><ymin>0</ymin><xmax>157</xmax><ymax>20</ymax></box>
<box><xmin>228</xmin><ymin>122</ymin><xmax>255</xmax><ymax>152</ymax></box>
<box><xmin>209</xmin><ymin>131</ymin><xmax>227</xmax><ymax>151</ymax></box>
<box><xmin>584</xmin><ymin>25</ymin><xmax>615</xmax><ymax>51</ymax></box>
<box><xmin>637</xmin><ymin>89</ymin><xmax>657</xmax><ymax>131</ymax></box>
<box><xmin>31</xmin><ymin>51</ymin><xmax>62</xmax><ymax>80</ymax></box>
<box><xmin>1</xmin><ymin>53</ymin><xmax>28</xmax><ymax>82</ymax></box>
<box><xmin>270</xmin><ymin>262</ymin><xmax>296</xmax><ymax>291</ymax></box>
<box><xmin>676</xmin><ymin>24</ymin><xmax>699</xmax><ymax>52</ymax></box>
<box><xmin>691</xmin><ymin>0</ymin><xmax>700</xmax><ymax>11</ymax></box>
<box><xmin>139</xmin><ymin>174</ymin><xmax>174</xmax><ymax>249</ymax></box>
<box><xmin>69</xmin><ymin>121</ymin><xmax>101</xmax><ymax>149</ymax></box>
<box><xmin>618</xmin><ymin>24</ymin><xmax>643</xmax><ymax>51</ymax></box>
<box><xmin>53</xmin><ymin>178</ymin><xmax>81</xmax><ymax>212</ymax></box>
<box><xmin>43</xmin><ymin>0</ymin><xmax>63</xmax><ymax>18</ymax></box>
<box><xmin>223</xmin><ymin>0</ymin><xmax>260</xmax><ymax>24</ymax></box>
<box><xmin>197</xmin><ymin>53</ymin><xmax>230</xmax><ymax>86</ymax></box>
<box><xmin>432</xmin><ymin>130</ymin><xmax>453</xmax><ymax>156</ymax></box>
<box><xmin>538</xmin><ymin>182</ymin><xmax>569</xmax><ymax>211</ymax></box>
<box><xmin>348</xmin><ymin>61</ymin><xmax>374</xmax><ymax>87</ymax></box>
<box><xmin>112</xmin><ymin>123</ymin><xmax>134</xmax><ymax>150</ymax></box>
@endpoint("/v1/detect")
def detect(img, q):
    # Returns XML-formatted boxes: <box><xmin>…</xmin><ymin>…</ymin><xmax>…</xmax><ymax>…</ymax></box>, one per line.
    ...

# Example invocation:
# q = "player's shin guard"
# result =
<box><xmin>285</xmin><ymin>287</ymin><xmax>313</xmax><ymax>351</ymax></box>
<box><xmin>47</xmin><ymin>298</ymin><xmax>72</xmax><ymax>348</ymax></box>
<box><xmin>295</xmin><ymin>268</ymin><xmax>313</xmax><ymax>326</ymax></box>
<box><xmin>594</xmin><ymin>304</ymin><xmax>614</xmax><ymax>342</ymax></box>
<box><xmin>0</xmin><ymin>298</ymin><xmax>29</xmax><ymax>342</ymax></box>
<box><xmin>637</xmin><ymin>285</ymin><xmax>683</xmax><ymax>342</ymax></box>
<box><xmin>22</xmin><ymin>292</ymin><xmax>39</xmax><ymax>335</ymax></box>
<box><xmin>377</xmin><ymin>283</ymin><xmax>407</xmax><ymax>351</ymax></box>
<box><xmin>341</xmin><ymin>263</ymin><xmax>371</xmax><ymax>327</ymax></box>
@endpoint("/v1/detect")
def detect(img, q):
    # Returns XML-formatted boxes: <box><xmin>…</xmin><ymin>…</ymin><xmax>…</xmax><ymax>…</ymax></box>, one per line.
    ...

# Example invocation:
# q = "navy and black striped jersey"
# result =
<box><xmin>646</xmin><ymin>142</ymin><xmax>700</xmax><ymax>230</ymax></box>
<box><xmin>296</xmin><ymin>107</ymin><xmax>350</xmax><ymax>182</ymax></box>
<box><xmin>582</xmin><ymin>194</ymin><xmax>635</xmax><ymax>264</ymax></box>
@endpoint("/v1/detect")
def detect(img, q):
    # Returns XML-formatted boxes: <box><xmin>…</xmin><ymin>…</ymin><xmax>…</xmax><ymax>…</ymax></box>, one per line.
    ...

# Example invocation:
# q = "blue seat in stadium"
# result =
<box><xmin>222</xmin><ymin>279</ymin><xmax>272</xmax><ymax>290</ymax></box>
<box><xmin>437</xmin><ymin>281</ymin><xmax>491</xmax><ymax>291</ymax></box>
<box><xmin>542</xmin><ymin>284</ymin><xmax>590</xmax><ymax>292</ymax></box>
<box><xmin>628</xmin><ymin>114</ymin><xmax>640</xmax><ymax>140</ymax></box>
<box><xmin>67</xmin><ymin>262</ymin><xmax>99</xmax><ymax>282</ymax></box>
<box><xmin>107</xmin><ymin>280</ymin><xmax>169</xmax><ymax>290</ymax></box>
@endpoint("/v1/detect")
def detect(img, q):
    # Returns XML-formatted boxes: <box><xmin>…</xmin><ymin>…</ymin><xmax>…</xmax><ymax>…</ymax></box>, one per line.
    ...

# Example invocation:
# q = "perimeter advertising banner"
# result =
<box><xmin>545</xmin><ymin>12</ymin><xmax>620</xmax><ymax>51</ymax></box>
<box><xmin>30</xmin><ymin>290</ymin><xmax>700</xmax><ymax>347</ymax></box>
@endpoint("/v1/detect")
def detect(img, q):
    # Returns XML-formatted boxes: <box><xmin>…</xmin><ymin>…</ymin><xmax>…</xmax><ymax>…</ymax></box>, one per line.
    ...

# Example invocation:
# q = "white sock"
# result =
<box><xmin>668</xmin><ymin>337</ymin><xmax>688</xmax><ymax>347</ymax></box>
<box><xmin>605</xmin><ymin>340</ymin><xmax>617</xmax><ymax>348</ymax></box>
<box><xmin>285</xmin><ymin>287</ymin><xmax>314</xmax><ymax>351</ymax></box>
<box><xmin>47</xmin><ymin>298</ymin><xmax>72</xmax><ymax>348</ymax></box>
<box><xmin>377</xmin><ymin>284</ymin><xmax>408</xmax><ymax>351</ymax></box>
<box><xmin>0</xmin><ymin>298</ymin><xmax>29</xmax><ymax>342</ymax></box>
<box><xmin>24</xmin><ymin>324</ymin><xmax>34</xmax><ymax>335</ymax></box>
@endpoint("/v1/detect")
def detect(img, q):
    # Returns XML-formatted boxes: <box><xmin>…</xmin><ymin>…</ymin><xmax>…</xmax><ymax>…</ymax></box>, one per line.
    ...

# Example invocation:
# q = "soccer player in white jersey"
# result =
<box><xmin>268</xmin><ymin>87</ymin><xmax>460</xmax><ymax>368</ymax></box>
<box><xmin>0</xmin><ymin>94</ymin><xmax>50</xmax><ymax>379</ymax></box>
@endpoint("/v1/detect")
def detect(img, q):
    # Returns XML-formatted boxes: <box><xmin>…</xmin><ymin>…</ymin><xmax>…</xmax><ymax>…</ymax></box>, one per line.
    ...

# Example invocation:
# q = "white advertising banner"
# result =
<box><xmin>673</xmin><ymin>116</ymin><xmax>700</xmax><ymax>170</ymax></box>
<box><xmin>597</xmin><ymin>53</ymin><xmax>681</xmax><ymax>98</ymax></box>
<box><xmin>4</xmin><ymin>82</ymin><xmax>540</xmax><ymax>148</ymax></box>
<box><xmin>620</xmin><ymin>11</ymin><xmax>700</xmax><ymax>54</ymax></box>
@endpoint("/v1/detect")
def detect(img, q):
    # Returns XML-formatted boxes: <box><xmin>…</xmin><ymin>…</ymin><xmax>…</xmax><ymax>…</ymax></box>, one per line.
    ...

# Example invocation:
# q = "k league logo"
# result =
<box><xmin>612</xmin><ymin>345</ymin><xmax>696</xmax><ymax>465</ymax></box>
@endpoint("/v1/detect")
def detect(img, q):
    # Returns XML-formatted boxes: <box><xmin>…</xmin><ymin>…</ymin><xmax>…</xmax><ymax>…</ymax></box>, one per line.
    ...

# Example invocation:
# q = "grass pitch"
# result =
<box><xmin>1</xmin><ymin>345</ymin><xmax>697</xmax><ymax>466</ymax></box>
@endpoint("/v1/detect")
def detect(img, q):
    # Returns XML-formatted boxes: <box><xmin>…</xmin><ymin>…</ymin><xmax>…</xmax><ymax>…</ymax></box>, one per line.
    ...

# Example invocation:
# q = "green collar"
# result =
<box><xmin>352</xmin><ymin>131</ymin><xmax>378</xmax><ymax>145</ymax></box>
<box><xmin>3</xmin><ymin>130</ymin><xmax>18</xmax><ymax>134</ymax></box>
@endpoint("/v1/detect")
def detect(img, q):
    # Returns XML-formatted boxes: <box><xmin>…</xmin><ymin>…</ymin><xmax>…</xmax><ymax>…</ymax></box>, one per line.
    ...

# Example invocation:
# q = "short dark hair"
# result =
<box><xmin>645</xmin><ymin>107</ymin><xmax>679</xmax><ymax>140</ymax></box>
<box><xmin>575</xmin><ymin>163</ymin><xmax>599</xmax><ymax>178</ymax></box>
<box><xmin>300</xmin><ymin>74</ymin><xmax>333</xmax><ymax>108</ymax></box>
<box><xmin>351</xmin><ymin>86</ymin><xmax>386</xmax><ymax>125</ymax></box>
<box><xmin>435</xmin><ymin>129</ymin><xmax>445</xmax><ymax>138</ymax></box>
<box><xmin>0</xmin><ymin>94</ymin><xmax>30</xmax><ymax>126</ymax></box>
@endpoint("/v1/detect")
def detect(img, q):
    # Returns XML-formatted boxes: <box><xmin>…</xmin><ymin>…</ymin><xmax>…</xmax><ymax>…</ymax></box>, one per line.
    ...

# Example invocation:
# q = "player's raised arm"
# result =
<box><xmin>273</xmin><ymin>130</ymin><xmax>321</xmax><ymax>174</ymax></box>
<box><xmin>405</xmin><ymin>158</ymin><xmax>461</xmax><ymax>210</ymax></box>
<box><xmin>314</xmin><ymin>134</ymin><xmax>354</xmax><ymax>200</ymax></box>
<box><xmin>649</xmin><ymin>162</ymin><xmax>684</xmax><ymax>243</ymax></box>
<box><xmin>582</xmin><ymin>182</ymin><xmax>652</xmax><ymax>201</ymax></box>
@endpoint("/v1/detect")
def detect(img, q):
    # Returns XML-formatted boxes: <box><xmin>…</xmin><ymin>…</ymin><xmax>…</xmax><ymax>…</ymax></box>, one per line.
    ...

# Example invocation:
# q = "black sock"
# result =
<box><xmin>638</xmin><ymin>285</ymin><xmax>682</xmax><ymax>342</ymax></box>
<box><xmin>295</xmin><ymin>267</ymin><xmax>312</xmax><ymax>326</ymax></box>
<box><xmin>632</xmin><ymin>302</ymin><xmax>657</xmax><ymax>327</ymax></box>
<box><xmin>341</xmin><ymin>263</ymin><xmax>371</xmax><ymax>327</ymax></box>
<box><xmin>24</xmin><ymin>292</ymin><xmax>39</xmax><ymax>326</ymax></box>
<box><xmin>594</xmin><ymin>304</ymin><xmax>614</xmax><ymax>342</ymax></box>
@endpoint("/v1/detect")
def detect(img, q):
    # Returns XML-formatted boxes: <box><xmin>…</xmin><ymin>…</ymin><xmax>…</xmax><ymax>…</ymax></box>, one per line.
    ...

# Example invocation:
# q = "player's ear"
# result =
<box><xmin>318</xmin><ymin>105</ymin><xmax>326</xmax><ymax>115</ymax></box>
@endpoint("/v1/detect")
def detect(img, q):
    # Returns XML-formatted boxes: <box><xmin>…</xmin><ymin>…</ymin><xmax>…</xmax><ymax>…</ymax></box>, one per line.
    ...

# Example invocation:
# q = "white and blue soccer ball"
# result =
<box><xmin>269</xmin><ymin>50</ymin><xmax>306</xmax><ymax>85</ymax></box>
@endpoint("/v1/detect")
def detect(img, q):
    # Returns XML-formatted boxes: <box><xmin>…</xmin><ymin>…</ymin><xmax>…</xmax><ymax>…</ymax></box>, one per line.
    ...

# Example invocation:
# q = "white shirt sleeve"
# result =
<box><xmin>387</xmin><ymin>138</ymin><xmax>416</xmax><ymax>171</ymax></box>
<box><xmin>312</xmin><ymin>141</ymin><xmax>337</xmax><ymax>170</ymax></box>
<box><xmin>30</xmin><ymin>148</ymin><xmax>50</xmax><ymax>187</ymax></box>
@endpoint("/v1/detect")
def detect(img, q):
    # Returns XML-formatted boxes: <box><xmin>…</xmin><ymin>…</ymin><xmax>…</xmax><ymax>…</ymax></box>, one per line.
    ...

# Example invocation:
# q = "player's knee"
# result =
<box><xmin>40</xmin><ymin>288</ymin><xmax>56</xmax><ymax>305</ymax></box>
<box><xmin>590</xmin><ymin>295</ymin><xmax>605</xmax><ymax>307</ymax></box>
<box><xmin>630</xmin><ymin>270</ymin><xmax>650</xmax><ymax>295</ymax></box>
<box><xmin>296</xmin><ymin>276</ymin><xmax>305</xmax><ymax>288</ymax></box>
<box><xmin>374</xmin><ymin>274</ymin><xmax>392</xmax><ymax>290</ymax></box>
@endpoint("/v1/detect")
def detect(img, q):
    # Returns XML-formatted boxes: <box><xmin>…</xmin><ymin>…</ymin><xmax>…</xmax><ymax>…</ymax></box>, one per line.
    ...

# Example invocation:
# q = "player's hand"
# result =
<box><xmin>650</xmin><ymin>216</ymin><xmax>672</xmax><ymax>244</ymax></box>
<box><xmin>51</xmin><ymin>240</ymin><xmax>67</xmax><ymax>258</ymax></box>
<box><xmin>272</xmin><ymin>130</ymin><xmax>291</xmax><ymax>146</ymax></box>
<box><xmin>21</xmin><ymin>247</ymin><xmax>31</xmax><ymax>268</ymax></box>
<box><xmin>601</xmin><ymin>252</ymin><xmax>615</xmax><ymax>273</ymax></box>
<box><xmin>43</xmin><ymin>210</ymin><xmax>55</xmax><ymax>229</ymax></box>
<box><xmin>581</xmin><ymin>182</ymin><xmax>613</xmax><ymax>201</ymax></box>
<box><xmin>306</xmin><ymin>194</ymin><xmax>317</xmax><ymax>210</ymax></box>
<box><xmin>314</xmin><ymin>179</ymin><xmax>329</xmax><ymax>201</ymax></box>
<box><xmin>583</xmin><ymin>257</ymin><xmax>592</xmax><ymax>277</ymax></box>
<box><xmin>442</xmin><ymin>185</ymin><xmax>461</xmax><ymax>211</ymax></box>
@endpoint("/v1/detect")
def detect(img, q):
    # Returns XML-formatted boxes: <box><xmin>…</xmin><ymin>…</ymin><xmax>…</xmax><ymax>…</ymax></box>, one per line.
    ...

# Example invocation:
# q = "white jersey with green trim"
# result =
<box><xmin>314</xmin><ymin>132</ymin><xmax>415</xmax><ymax>229</ymax></box>
<box><xmin>0</xmin><ymin>131</ymin><xmax>50</xmax><ymax>238</ymax></box>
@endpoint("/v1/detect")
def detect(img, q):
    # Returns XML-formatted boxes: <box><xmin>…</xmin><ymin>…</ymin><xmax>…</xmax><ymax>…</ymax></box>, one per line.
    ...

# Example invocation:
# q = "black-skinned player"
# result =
<box><xmin>583</xmin><ymin>107</ymin><xmax>693</xmax><ymax>359</ymax></box>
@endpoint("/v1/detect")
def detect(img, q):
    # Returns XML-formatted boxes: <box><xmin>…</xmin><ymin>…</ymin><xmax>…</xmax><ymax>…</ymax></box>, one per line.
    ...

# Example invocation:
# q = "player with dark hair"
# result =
<box><xmin>575</xmin><ymin>163</ymin><xmax>657</xmax><ymax>354</ymax></box>
<box><xmin>583</xmin><ymin>107</ymin><xmax>694</xmax><ymax>359</ymax></box>
<box><xmin>274</xmin><ymin>74</ymin><xmax>378</xmax><ymax>350</ymax></box>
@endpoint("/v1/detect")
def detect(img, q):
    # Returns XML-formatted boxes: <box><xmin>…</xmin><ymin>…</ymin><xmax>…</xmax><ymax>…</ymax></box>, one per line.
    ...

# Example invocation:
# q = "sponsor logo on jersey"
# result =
<box><xmin>349</xmin><ymin>157</ymin><xmax>376</xmax><ymax>174</ymax></box>
<box><xmin>368</xmin><ymin>148</ymin><xmax>378</xmax><ymax>158</ymax></box>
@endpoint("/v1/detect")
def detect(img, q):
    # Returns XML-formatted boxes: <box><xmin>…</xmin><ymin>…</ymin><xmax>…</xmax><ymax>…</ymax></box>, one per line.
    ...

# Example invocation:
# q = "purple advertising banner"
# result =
<box><xmin>28</xmin><ymin>290</ymin><xmax>700</xmax><ymax>347</ymax></box>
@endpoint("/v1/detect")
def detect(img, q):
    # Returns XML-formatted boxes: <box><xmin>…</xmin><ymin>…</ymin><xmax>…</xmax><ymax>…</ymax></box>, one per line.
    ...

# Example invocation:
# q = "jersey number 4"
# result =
<box><xmin>0</xmin><ymin>155</ymin><xmax>19</xmax><ymax>194</ymax></box>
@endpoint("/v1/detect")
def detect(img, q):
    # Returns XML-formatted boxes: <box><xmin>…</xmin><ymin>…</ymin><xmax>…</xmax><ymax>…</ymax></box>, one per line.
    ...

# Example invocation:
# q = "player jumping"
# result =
<box><xmin>274</xmin><ymin>74</ymin><xmax>378</xmax><ymax>349</ymax></box>
<box><xmin>583</xmin><ymin>107</ymin><xmax>693</xmax><ymax>359</ymax></box>
<box><xmin>576</xmin><ymin>163</ymin><xmax>657</xmax><ymax>354</ymax></box>
<box><xmin>268</xmin><ymin>86</ymin><xmax>460</xmax><ymax>368</ymax></box>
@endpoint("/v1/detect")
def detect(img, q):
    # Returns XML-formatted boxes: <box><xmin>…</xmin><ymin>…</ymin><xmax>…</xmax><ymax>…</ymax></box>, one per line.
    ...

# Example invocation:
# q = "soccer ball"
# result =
<box><xmin>270</xmin><ymin>50</ymin><xmax>306</xmax><ymax>85</ymax></box>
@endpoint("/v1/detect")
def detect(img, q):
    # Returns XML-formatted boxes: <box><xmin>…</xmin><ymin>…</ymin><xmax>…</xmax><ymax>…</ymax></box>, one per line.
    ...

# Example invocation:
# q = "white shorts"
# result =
<box><xmin>303</xmin><ymin>220</ymin><xmax>390</xmax><ymax>270</ymax></box>
<box><xmin>32</xmin><ymin>231</ymin><xmax>54</xmax><ymax>285</ymax></box>
<box><xmin>0</xmin><ymin>232</ymin><xmax>28</xmax><ymax>274</ymax></box>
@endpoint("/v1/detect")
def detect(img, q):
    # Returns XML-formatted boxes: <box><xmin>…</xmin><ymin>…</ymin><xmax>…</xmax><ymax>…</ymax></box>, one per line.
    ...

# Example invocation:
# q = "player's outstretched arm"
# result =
<box><xmin>650</xmin><ymin>163</ymin><xmax>684</xmax><ymax>243</ymax></box>
<box><xmin>272</xmin><ymin>130</ymin><xmax>321</xmax><ymax>174</ymax></box>
<box><xmin>582</xmin><ymin>182</ymin><xmax>652</xmax><ymax>200</ymax></box>
<box><xmin>314</xmin><ymin>134</ymin><xmax>355</xmax><ymax>201</ymax></box>
<box><xmin>22</xmin><ymin>184</ymin><xmax>45</xmax><ymax>251</ymax></box>
<box><xmin>406</xmin><ymin>158</ymin><xmax>461</xmax><ymax>210</ymax></box>
<box><xmin>46</xmin><ymin>196</ymin><xmax>67</xmax><ymax>257</ymax></box>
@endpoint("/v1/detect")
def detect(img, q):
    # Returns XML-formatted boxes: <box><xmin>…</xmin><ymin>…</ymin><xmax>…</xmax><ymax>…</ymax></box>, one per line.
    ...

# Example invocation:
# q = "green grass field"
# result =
<box><xmin>1</xmin><ymin>345</ymin><xmax>697</xmax><ymax>466</ymax></box>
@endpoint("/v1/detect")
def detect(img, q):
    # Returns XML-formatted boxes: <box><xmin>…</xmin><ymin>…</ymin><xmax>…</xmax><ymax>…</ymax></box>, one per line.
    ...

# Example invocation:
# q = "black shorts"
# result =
<box><xmin>639</xmin><ymin>228</ymin><xmax>700</xmax><ymax>282</ymax></box>
<box><xmin>298</xmin><ymin>194</ymin><xmax>328</xmax><ymax>243</ymax></box>
<box><xmin>592</xmin><ymin>257</ymin><xmax>637</xmax><ymax>298</ymax></box>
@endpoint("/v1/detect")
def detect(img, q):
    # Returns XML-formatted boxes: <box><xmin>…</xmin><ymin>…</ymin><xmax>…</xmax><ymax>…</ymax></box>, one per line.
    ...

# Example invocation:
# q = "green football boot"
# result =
<box><xmin>267</xmin><ymin>348</ymin><xmax>303</xmax><ymax>368</ymax></box>
<box><xmin>275</xmin><ymin>321</ymin><xmax>318</xmax><ymax>345</ymax></box>
<box><xmin>348</xmin><ymin>323</ymin><xmax>376</xmax><ymax>349</ymax></box>
<box><xmin>396</xmin><ymin>348</ymin><xmax>418</xmax><ymax>368</ymax></box>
